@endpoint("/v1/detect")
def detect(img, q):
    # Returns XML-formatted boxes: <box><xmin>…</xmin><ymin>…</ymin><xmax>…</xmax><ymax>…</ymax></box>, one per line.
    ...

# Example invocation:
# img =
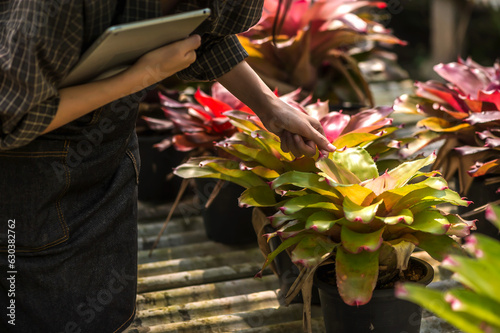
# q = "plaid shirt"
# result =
<box><xmin>0</xmin><ymin>0</ymin><xmax>263</xmax><ymax>150</ymax></box>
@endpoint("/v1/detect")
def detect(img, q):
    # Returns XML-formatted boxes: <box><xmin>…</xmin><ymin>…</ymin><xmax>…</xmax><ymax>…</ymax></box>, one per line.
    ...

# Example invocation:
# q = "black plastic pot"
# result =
<box><xmin>459</xmin><ymin>175</ymin><xmax>500</xmax><ymax>240</ymax></box>
<box><xmin>138</xmin><ymin>135</ymin><xmax>186</xmax><ymax>203</ymax></box>
<box><xmin>314</xmin><ymin>257</ymin><xmax>434</xmax><ymax>333</ymax></box>
<box><xmin>263</xmin><ymin>225</ymin><xmax>320</xmax><ymax>305</ymax></box>
<box><xmin>194</xmin><ymin>178</ymin><xmax>256</xmax><ymax>245</ymax></box>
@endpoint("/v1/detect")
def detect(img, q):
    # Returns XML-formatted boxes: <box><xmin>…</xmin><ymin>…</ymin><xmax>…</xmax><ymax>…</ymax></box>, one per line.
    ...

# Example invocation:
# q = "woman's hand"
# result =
<box><xmin>128</xmin><ymin>34</ymin><xmax>201</xmax><ymax>84</ymax></box>
<box><xmin>217</xmin><ymin>61</ymin><xmax>335</xmax><ymax>158</ymax></box>
<box><xmin>259</xmin><ymin>98</ymin><xmax>335</xmax><ymax>157</ymax></box>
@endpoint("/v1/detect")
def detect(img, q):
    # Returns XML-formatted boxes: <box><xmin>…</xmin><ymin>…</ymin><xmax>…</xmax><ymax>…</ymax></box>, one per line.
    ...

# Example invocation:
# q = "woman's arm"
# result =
<box><xmin>217</xmin><ymin>61</ymin><xmax>335</xmax><ymax>157</ymax></box>
<box><xmin>42</xmin><ymin>34</ymin><xmax>201</xmax><ymax>134</ymax></box>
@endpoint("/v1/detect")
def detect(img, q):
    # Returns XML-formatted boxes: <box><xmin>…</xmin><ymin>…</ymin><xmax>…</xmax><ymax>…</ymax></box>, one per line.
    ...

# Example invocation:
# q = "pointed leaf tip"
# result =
<box><xmin>394</xmin><ymin>283</ymin><xmax>409</xmax><ymax>298</ymax></box>
<box><xmin>444</xmin><ymin>293</ymin><xmax>464</xmax><ymax>311</ymax></box>
<box><xmin>442</xmin><ymin>256</ymin><xmax>459</xmax><ymax>267</ymax></box>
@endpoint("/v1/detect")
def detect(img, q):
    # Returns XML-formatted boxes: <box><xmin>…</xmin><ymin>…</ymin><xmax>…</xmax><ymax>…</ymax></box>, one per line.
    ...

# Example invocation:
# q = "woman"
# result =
<box><xmin>0</xmin><ymin>1</ymin><xmax>333</xmax><ymax>332</ymax></box>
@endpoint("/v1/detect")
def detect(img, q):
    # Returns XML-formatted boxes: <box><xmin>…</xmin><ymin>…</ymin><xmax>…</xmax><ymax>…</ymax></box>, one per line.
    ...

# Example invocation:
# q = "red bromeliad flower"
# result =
<box><xmin>148</xmin><ymin>83</ymin><xmax>255</xmax><ymax>152</ymax></box>
<box><xmin>394</xmin><ymin>57</ymin><xmax>500</xmax><ymax>194</ymax></box>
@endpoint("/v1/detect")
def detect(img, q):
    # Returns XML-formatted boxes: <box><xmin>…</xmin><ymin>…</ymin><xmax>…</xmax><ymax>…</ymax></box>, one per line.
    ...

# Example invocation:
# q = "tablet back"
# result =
<box><xmin>60</xmin><ymin>8</ymin><xmax>210</xmax><ymax>88</ymax></box>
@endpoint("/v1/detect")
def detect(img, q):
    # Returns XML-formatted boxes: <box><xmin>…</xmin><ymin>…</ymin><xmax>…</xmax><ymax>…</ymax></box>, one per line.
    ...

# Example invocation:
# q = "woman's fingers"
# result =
<box><xmin>132</xmin><ymin>35</ymin><xmax>201</xmax><ymax>81</ymax></box>
<box><xmin>302</xmin><ymin>118</ymin><xmax>336</xmax><ymax>154</ymax></box>
<box><xmin>280</xmin><ymin>131</ymin><xmax>317</xmax><ymax>157</ymax></box>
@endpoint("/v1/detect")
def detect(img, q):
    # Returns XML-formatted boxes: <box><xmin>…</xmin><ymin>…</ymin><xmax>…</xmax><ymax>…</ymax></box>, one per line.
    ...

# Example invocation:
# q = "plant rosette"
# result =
<box><xmin>396</xmin><ymin>205</ymin><xmax>500</xmax><ymax>333</ymax></box>
<box><xmin>149</xmin><ymin>87</ymin><xmax>397</xmax><ymax>250</ymax></box>
<box><xmin>174</xmin><ymin>107</ymin><xmax>475</xmax><ymax>332</ymax></box>
<box><xmin>144</xmin><ymin>83</ymin><xmax>255</xmax><ymax>154</ymax></box>
<box><xmin>393</xmin><ymin>57</ymin><xmax>500</xmax><ymax>196</ymax></box>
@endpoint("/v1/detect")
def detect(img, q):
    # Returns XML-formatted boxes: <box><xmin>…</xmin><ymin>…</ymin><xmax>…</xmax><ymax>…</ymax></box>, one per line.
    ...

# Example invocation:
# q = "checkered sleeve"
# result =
<box><xmin>0</xmin><ymin>2</ymin><xmax>79</xmax><ymax>151</ymax></box>
<box><xmin>175</xmin><ymin>0</ymin><xmax>264</xmax><ymax>81</ymax></box>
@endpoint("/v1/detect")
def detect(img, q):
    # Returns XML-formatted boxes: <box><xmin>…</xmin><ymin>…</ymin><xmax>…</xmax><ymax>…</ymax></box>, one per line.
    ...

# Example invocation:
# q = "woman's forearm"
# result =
<box><xmin>217</xmin><ymin>61</ymin><xmax>334</xmax><ymax>156</ymax></box>
<box><xmin>43</xmin><ymin>69</ymin><xmax>158</xmax><ymax>134</ymax></box>
<box><xmin>42</xmin><ymin>34</ymin><xmax>201</xmax><ymax>134</ymax></box>
<box><xmin>216</xmin><ymin>61</ymin><xmax>278</xmax><ymax>119</ymax></box>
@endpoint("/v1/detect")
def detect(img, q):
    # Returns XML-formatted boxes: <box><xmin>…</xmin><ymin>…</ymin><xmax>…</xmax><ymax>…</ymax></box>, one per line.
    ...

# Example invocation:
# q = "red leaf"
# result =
<box><xmin>478</xmin><ymin>90</ymin><xmax>500</xmax><ymax>111</ymax></box>
<box><xmin>195</xmin><ymin>88</ymin><xmax>234</xmax><ymax>117</ymax></box>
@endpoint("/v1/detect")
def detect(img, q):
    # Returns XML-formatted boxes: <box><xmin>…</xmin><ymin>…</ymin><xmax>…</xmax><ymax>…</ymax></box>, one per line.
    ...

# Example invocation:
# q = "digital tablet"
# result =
<box><xmin>59</xmin><ymin>8</ymin><xmax>211</xmax><ymax>88</ymax></box>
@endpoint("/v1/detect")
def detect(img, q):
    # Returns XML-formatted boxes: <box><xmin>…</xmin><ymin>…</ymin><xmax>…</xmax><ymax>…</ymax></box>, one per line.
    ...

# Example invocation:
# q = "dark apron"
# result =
<box><xmin>0</xmin><ymin>90</ymin><xmax>146</xmax><ymax>332</ymax></box>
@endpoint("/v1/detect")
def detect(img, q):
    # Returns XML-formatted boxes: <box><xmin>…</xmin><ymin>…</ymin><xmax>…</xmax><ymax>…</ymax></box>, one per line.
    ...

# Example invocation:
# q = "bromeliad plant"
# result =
<box><xmin>396</xmin><ymin>205</ymin><xmax>500</xmax><ymax>333</ymax></box>
<box><xmin>239</xmin><ymin>0</ymin><xmax>407</xmax><ymax>105</ymax></box>
<box><xmin>144</xmin><ymin>83</ymin><xmax>255</xmax><ymax>153</ymax></box>
<box><xmin>393</xmin><ymin>58</ymin><xmax>500</xmax><ymax>196</ymax></box>
<box><xmin>174</xmin><ymin>101</ymin><xmax>401</xmax><ymax>191</ymax></box>
<box><xmin>174</xmin><ymin>106</ymin><xmax>475</xmax><ymax>332</ymax></box>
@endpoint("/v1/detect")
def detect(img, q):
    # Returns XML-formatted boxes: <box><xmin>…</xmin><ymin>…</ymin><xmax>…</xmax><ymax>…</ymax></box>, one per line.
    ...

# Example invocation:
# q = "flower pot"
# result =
<box><xmin>314</xmin><ymin>257</ymin><xmax>434</xmax><ymax>333</ymax></box>
<box><xmin>263</xmin><ymin>224</ymin><xmax>321</xmax><ymax>305</ymax></box>
<box><xmin>195</xmin><ymin>178</ymin><xmax>257</xmax><ymax>245</ymax></box>
<box><xmin>138</xmin><ymin>134</ymin><xmax>186</xmax><ymax>203</ymax></box>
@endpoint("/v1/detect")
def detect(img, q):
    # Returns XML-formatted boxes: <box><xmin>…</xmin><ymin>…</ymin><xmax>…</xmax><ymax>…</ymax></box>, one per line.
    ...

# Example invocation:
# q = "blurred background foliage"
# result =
<box><xmin>380</xmin><ymin>0</ymin><xmax>500</xmax><ymax>81</ymax></box>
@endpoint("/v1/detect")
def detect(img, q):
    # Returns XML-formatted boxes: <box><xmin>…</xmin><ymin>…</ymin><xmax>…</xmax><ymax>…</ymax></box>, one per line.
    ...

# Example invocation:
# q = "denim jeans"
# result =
<box><xmin>0</xmin><ymin>91</ymin><xmax>146</xmax><ymax>332</ymax></box>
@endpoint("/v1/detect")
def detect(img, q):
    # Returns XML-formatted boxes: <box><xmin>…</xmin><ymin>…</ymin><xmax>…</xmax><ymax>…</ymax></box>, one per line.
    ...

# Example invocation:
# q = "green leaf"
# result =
<box><xmin>332</xmin><ymin>132</ymin><xmax>380</xmax><ymax>149</ymax></box>
<box><xmin>291</xmin><ymin>236</ymin><xmax>337</xmax><ymax>267</ymax></box>
<box><xmin>259</xmin><ymin>233</ymin><xmax>308</xmax><ymax>274</ymax></box>
<box><xmin>465</xmin><ymin>234</ymin><xmax>500</xmax><ymax>268</ymax></box>
<box><xmin>362</xmin><ymin>153</ymin><xmax>438</xmax><ymax>195</ymax></box>
<box><xmin>391</xmin><ymin>188</ymin><xmax>469</xmax><ymax>214</ymax></box>
<box><xmin>486</xmin><ymin>205</ymin><xmax>500</xmax><ymax>230</ymax></box>
<box><xmin>378</xmin><ymin>209</ymin><xmax>414</xmax><ymax>225</ymax></box>
<box><xmin>316</xmin><ymin>157</ymin><xmax>360</xmax><ymax>185</ymax></box>
<box><xmin>396</xmin><ymin>284</ymin><xmax>487</xmax><ymax>333</ymax></box>
<box><xmin>225</xmin><ymin>143</ymin><xmax>285</xmax><ymax>172</ymax></box>
<box><xmin>386</xmin><ymin>152</ymin><xmax>437</xmax><ymax>187</ymax></box>
<box><xmin>201</xmin><ymin>159</ymin><xmax>268</xmax><ymax>188</ymax></box>
<box><xmin>406</xmin><ymin>210</ymin><xmax>450</xmax><ymax>235</ymax></box>
<box><xmin>377</xmin><ymin>177</ymin><xmax>449</xmax><ymax>211</ymax></box>
<box><xmin>335</xmin><ymin>185</ymin><xmax>376</xmax><ymax>206</ymax></box>
<box><xmin>280</xmin><ymin>194</ymin><xmax>341</xmax><ymax>215</ymax></box>
<box><xmin>341</xmin><ymin>225</ymin><xmax>384</xmax><ymax>254</ymax></box>
<box><xmin>331</xmin><ymin>147</ymin><xmax>378</xmax><ymax>182</ymax></box>
<box><xmin>239</xmin><ymin>186</ymin><xmax>278</xmax><ymax>207</ymax></box>
<box><xmin>174</xmin><ymin>157</ymin><xmax>262</xmax><ymax>188</ymax></box>
<box><xmin>413</xmin><ymin>231</ymin><xmax>464</xmax><ymax>261</ymax></box>
<box><xmin>269</xmin><ymin>210</ymin><xmax>316</xmax><ymax>229</ymax></box>
<box><xmin>225</xmin><ymin>110</ymin><xmax>263</xmax><ymax>132</ymax></box>
<box><xmin>271</xmin><ymin>171</ymin><xmax>341</xmax><ymax>202</ymax></box>
<box><xmin>443</xmin><ymin>255</ymin><xmax>500</xmax><ymax>304</ymax></box>
<box><xmin>242</xmin><ymin>164</ymin><xmax>280</xmax><ymax>179</ymax></box>
<box><xmin>336</xmin><ymin>246</ymin><xmax>379</xmax><ymax>306</ymax></box>
<box><xmin>287</xmin><ymin>156</ymin><xmax>319</xmax><ymax>172</ymax></box>
<box><xmin>251</xmin><ymin>130</ymin><xmax>294</xmax><ymax>161</ymax></box>
<box><xmin>305</xmin><ymin>211</ymin><xmax>341</xmax><ymax>232</ymax></box>
<box><xmin>343</xmin><ymin>197</ymin><xmax>381</xmax><ymax>223</ymax></box>
<box><xmin>444</xmin><ymin>289</ymin><xmax>500</xmax><ymax>328</ymax></box>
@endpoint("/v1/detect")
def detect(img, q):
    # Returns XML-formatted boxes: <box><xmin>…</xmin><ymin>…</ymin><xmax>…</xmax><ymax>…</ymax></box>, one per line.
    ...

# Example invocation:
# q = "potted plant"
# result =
<box><xmin>393</xmin><ymin>57</ymin><xmax>500</xmax><ymax>238</ymax></box>
<box><xmin>238</xmin><ymin>0</ymin><xmax>408</xmax><ymax>106</ymax></box>
<box><xmin>144</xmin><ymin>82</ymin><xmax>261</xmax><ymax>245</ymax></box>
<box><xmin>136</xmin><ymin>88</ymin><xmax>188</xmax><ymax>204</ymax></box>
<box><xmin>174</xmin><ymin>107</ymin><xmax>474</xmax><ymax>332</ymax></box>
<box><xmin>396</xmin><ymin>204</ymin><xmax>500</xmax><ymax>333</ymax></box>
<box><xmin>189</xmin><ymin>101</ymin><xmax>400</xmax><ymax>303</ymax></box>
